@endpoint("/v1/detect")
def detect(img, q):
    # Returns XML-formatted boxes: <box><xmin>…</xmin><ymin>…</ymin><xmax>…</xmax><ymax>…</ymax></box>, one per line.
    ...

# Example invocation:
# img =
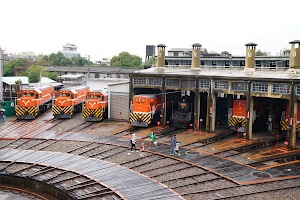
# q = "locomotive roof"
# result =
<box><xmin>60</xmin><ymin>85</ymin><xmax>89</xmax><ymax>94</ymax></box>
<box><xmin>89</xmin><ymin>90</ymin><xmax>108</xmax><ymax>96</ymax></box>
<box><xmin>22</xmin><ymin>85</ymin><xmax>53</xmax><ymax>94</ymax></box>
<box><xmin>134</xmin><ymin>67</ymin><xmax>300</xmax><ymax>82</ymax></box>
<box><xmin>135</xmin><ymin>94</ymin><xmax>160</xmax><ymax>98</ymax></box>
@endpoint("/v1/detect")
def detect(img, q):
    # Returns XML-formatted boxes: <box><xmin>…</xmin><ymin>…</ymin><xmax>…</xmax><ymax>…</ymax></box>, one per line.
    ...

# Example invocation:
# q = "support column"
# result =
<box><xmin>246</xmin><ymin>96</ymin><xmax>254</xmax><ymax>140</ymax></box>
<box><xmin>194</xmin><ymin>78</ymin><xmax>200</xmax><ymax>131</ymax></box>
<box><xmin>289</xmin><ymin>100</ymin><xmax>298</xmax><ymax>149</ymax></box>
<box><xmin>245</xmin><ymin>80</ymin><xmax>252</xmax><ymax>140</ymax></box>
<box><xmin>129</xmin><ymin>76</ymin><xmax>134</xmax><ymax>118</ymax></box>
<box><xmin>288</xmin><ymin>83</ymin><xmax>297</xmax><ymax>149</ymax></box>
<box><xmin>211</xmin><ymin>93</ymin><xmax>216</xmax><ymax>132</ymax></box>
<box><xmin>206</xmin><ymin>92</ymin><xmax>210</xmax><ymax>132</ymax></box>
<box><xmin>161</xmin><ymin>77</ymin><xmax>166</xmax><ymax>127</ymax></box>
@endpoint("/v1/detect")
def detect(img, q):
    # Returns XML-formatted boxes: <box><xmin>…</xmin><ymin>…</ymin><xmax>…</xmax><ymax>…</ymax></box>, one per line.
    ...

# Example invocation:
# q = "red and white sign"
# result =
<box><xmin>200</xmin><ymin>119</ymin><xmax>203</xmax><ymax>122</ymax></box>
<box><xmin>284</xmin><ymin>141</ymin><xmax>288</xmax><ymax>145</ymax></box>
<box><xmin>243</xmin><ymin>132</ymin><xmax>246</xmax><ymax>136</ymax></box>
<box><xmin>247</xmin><ymin>111</ymin><xmax>250</xmax><ymax>119</ymax></box>
<box><xmin>162</xmin><ymin>103</ymin><xmax>165</xmax><ymax>109</ymax></box>
<box><xmin>290</xmin><ymin>118</ymin><xmax>293</xmax><ymax>126</ymax></box>
<box><xmin>210</xmin><ymin>107</ymin><xmax>213</xmax><ymax>114</ymax></box>
<box><xmin>120</xmin><ymin>112</ymin><xmax>122</xmax><ymax>115</ymax></box>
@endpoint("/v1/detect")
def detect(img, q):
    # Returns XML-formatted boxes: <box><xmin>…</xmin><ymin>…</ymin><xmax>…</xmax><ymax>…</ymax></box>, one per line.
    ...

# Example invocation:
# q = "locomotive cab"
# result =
<box><xmin>16</xmin><ymin>86</ymin><xmax>54</xmax><ymax>119</ymax></box>
<box><xmin>130</xmin><ymin>94</ymin><xmax>161</xmax><ymax>127</ymax></box>
<box><xmin>83</xmin><ymin>91</ymin><xmax>108</xmax><ymax>121</ymax></box>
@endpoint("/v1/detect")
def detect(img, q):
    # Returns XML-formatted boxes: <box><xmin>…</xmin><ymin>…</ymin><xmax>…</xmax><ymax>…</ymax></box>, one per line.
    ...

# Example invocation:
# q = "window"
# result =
<box><xmin>214</xmin><ymin>81</ymin><xmax>229</xmax><ymax>90</ymax></box>
<box><xmin>133</xmin><ymin>78</ymin><xmax>147</xmax><ymax>85</ymax></box>
<box><xmin>148</xmin><ymin>78</ymin><xmax>162</xmax><ymax>86</ymax></box>
<box><xmin>181</xmin><ymin>80</ymin><xmax>196</xmax><ymax>88</ymax></box>
<box><xmin>174</xmin><ymin>52</ymin><xmax>178</xmax><ymax>56</ymax></box>
<box><xmin>166</xmin><ymin>79</ymin><xmax>180</xmax><ymax>87</ymax></box>
<box><xmin>232</xmin><ymin>82</ymin><xmax>248</xmax><ymax>91</ymax></box>
<box><xmin>296</xmin><ymin>85</ymin><xmax>300</xmax><ymax>96</ymax></box>
<box><xmin>272</xmin><ymin>84</ymin><xmax>290</xmax><ymax>94</ymax></box>
<box><xmin>199</xmin><ymin>80</ymin><xmax>210</xmax><ymax>88</ymax></box>
<box><xmin>252</xmin><ymin>83</ymin><xmax>268</xmax><ymax>93</ymax></box>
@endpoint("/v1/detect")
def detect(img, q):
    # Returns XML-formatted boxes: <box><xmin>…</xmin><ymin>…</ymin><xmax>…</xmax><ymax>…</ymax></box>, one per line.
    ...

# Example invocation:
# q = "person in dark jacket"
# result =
<box><xmin>170</xmin><ymin>135</ymin><xmax>177</xmax><ymax>155</ymax></box>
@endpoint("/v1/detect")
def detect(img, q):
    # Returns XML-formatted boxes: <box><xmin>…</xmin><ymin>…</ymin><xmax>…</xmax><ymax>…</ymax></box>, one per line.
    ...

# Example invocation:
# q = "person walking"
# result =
<box><xmin>175</xmin><ymin>142</ymin><xmax>180</xmax><ymax>156</ymax></box>
<box><xmin>149</xmin><ymin>131</ymin><xmax>157</xmax><ymax>149</ymax></box>
<box><xmin>170</xmin><ymin>135</ymin><xmax>177</xmax><ymax>155</ymax></box>
<box><xmin>140</xmin><ymin>143</ymin><xmax>145</xmax><ymax>157</ymax></box>
<box><xmin>130</xmin><ymin>133</ymin><xmax>138</xmax><ymax>152</ymax></box>
<box><xmin>0</xmin><ymin>109</ymin><xmax>4</xmax><ymax>122</ymax></box>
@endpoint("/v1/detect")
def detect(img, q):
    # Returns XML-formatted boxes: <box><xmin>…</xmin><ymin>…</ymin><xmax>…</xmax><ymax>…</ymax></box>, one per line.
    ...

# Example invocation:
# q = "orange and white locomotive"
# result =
<box><xmin>82</xmin><ymin>90</ymin><xmax>108</xmax><ymax>121</ymax></box>
<box><xmin>52</xmin><ymin>86</ymin><xmax>90</xmax><ymax>119</ymax></box>
<box><xmin>129</xmin><ymin>94</ymin><xmax>161</xmax><ymax>127</ymax></box>
<box><xmin>16</xmin><ymin>86</ymin><xmax>54</xmax><ymax>119</ymax></box>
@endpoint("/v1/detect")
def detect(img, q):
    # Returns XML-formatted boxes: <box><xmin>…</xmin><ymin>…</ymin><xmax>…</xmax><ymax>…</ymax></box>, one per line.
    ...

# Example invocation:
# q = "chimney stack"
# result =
<box><xmin>156</xmin><ymin>44</ymin><xmax>166</xmax><ymax>68</ymax></box>
<box><xmin>245</xmin><ymin>42</ymin><xmax>257</xmax><ymax>69</ymax></box>
<box><xmin>289</xmin><ymin>40</ymin><xmax>300</xmax><ymax>70</ymax></box>
<box><xmin>191</xmin><ymin>43</ymin><xmax>202</xmax><ymax>69</ymax></box>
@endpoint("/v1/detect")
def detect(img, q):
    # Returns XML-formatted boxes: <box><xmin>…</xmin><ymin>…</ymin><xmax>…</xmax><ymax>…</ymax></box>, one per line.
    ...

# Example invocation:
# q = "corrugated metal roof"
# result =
<box><xmin>2</xmin><ymin>77</ymin><xmax>56</xmax><ymax>85</ymax></box>
<box><xmin>58</xmin><ymin>74</ymin><xmax>84</xmax><ymax>79</ymax></box>
<box><xmin>135</xmin><ymin>67</ymin><xmax>300</xmax><ymax>81</ymax></box>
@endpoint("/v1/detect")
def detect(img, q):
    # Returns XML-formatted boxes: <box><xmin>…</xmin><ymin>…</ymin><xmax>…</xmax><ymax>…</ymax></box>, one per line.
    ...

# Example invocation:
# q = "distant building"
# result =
<box><xmin>60</xmin><ymin>43</ymin><xmax>80</xmax><ymax>58</ymax></box>
<box><xmin>100</xmin><ymin>58</ymin><xmax>111</xmax><ymax>66</ymax></box>
<box><xmin>21</xmin><ymin>51</ymin><xmax>36</xmax><ymax>59</ymax></box>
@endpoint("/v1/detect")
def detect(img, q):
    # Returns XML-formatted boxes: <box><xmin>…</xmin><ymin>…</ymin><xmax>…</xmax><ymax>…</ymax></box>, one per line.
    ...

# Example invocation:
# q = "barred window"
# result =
<box><xmin>295</xmin><ymin>85</ymin><xmax>300</xmax><ymax>96</ymax></box>
<box><xmin>272</xmin><ymin>84</ymin><xmax>290</xmax><ymax>94</ymax></box>
<box><xmin>214</xmin><ymin>81</ymin><xmax>228</xmax><ymax>90</ymax></box>
<box><xmin>252</xmin><ymin>83</ymin><xmax>268</xmax><ymax>93</ymax></box>
<box><xmin>181</xmin><ymin>80</ymin><xmax>196</xmax><ymax>88</ymax></box>
<box><xmin>148</xmin><ymin>78</ymin><xmax>162</xmax><ymax>86</ymax></box>
<box><xmin>166</xmin><ymin>79</ymin><xmax>180</xmax><ymax>87</ymax></box>
<box><xmin>231</xmin><ymin>82</ymin><xmax>248</xmax><ymax>91</ymax></box>
<box><xmin>199</xmin><ymin>80</ymin><xmax>210</xmax><ymax>88</ymax></box>
<box><xmin>133</xmin><ymin>77</ymin><xmax>147</xmax><ymax>85</ymax></box>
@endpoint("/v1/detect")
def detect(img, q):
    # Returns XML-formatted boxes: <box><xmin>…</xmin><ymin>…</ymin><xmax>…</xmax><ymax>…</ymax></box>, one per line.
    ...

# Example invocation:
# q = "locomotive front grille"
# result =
<box><xmin>130</xmin><ymin>113</ymin><xmax>151</xmax><ymax>124</ymax></box>
<box><xmin>281</xmin><ymin>119</ymin><xmax>300</xmax><ymax>132</ymax></box>
<box><xmin>15</xmin><ymin>106</ymin><xmax>38</xmax><ymax>118</ymax></box>
<box><xmin>82</xmin><ymin>108</ymin><xmax>103</xmax><ymax>120</ymax></box>
<box><xmin>229</xmin><ymin>116</ymin><xmax>246</xmax><ymax>127</ymax></box>
<box><xmin>52</xmin><ymin>105</ymin><xmax>73</xmax><ymax>116</ymax></box>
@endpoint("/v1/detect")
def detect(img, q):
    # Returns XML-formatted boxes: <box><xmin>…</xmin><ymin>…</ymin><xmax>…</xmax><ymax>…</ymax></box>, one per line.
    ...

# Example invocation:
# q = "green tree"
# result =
<box><xmin>143</xmin><ymin>56</ymin><xmax>155</xmax><ymax>68</ymax></box>
<box><xmin>14</xmin><ymin>79</ymin><xmax>22</xmax><ymax>93</ymax></box>
<box><xmin>110</xmin><ymin>52</ymin><xmax>142</xmax><ymax>68</ymax></box>
<box><xmin>71</xmin><ymin>56</ymin><xmax>93</xmax><ymax>66</ymax></box>
<box><xmin>255</xmin><ymin>49</ymin><xmax>268</xmax><ymax>56</ymax></box>
<box><xmin>48</xmin><ymin>52</ymin><xmax>72</xmax><ymax>66</ymax></box>
<box><xmin>3</xmin><ymin>58</ymin><xmax>30</xmax><ymax>76</ymax></box>
<box><xmin>20</xmin><ymin>65</ymin><xmax>44</xmax><ymax>83</ymax></box>
<box><xmin>46</xmin><ymin>72</ymin><xmax>59</xmax><ymax>81</ymax></box>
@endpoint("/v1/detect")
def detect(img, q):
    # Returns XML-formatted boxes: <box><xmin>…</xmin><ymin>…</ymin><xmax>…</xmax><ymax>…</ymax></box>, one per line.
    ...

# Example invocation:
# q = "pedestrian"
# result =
<box><xmin>149</xmin><ymin>131</ymin><xmax>157</xmax><ymax>149</ymax></box>
<box><xmin>0</xmin><ymin>109</ymin><xmax>4</xmax><ymax>122</ymax></box>
<box><xmin>170</xmin><ymin>135</ymin><xmax>177</xmax><ymax>155</ymax></box>
<box><xmin>140</xmin><ymin>143</ymin><xmax>145</xmax><ymax>157</ymax></box>
<box><xmin>130</xmin><ymin>133</ymin><xmax>138</xmax><ymax>152</ymax></box>
<box><xmin>175</xmin><ymin>142</ymin><xmax>180</xmax><ymax>156</ymax></box>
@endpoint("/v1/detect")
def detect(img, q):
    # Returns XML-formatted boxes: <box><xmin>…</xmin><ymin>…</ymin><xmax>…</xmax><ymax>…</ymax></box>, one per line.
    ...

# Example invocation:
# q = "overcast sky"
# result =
<box><xmin>1</xmin><ymin>0</ymin><xmax>299</xmax><ymax>61</ymax></box>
